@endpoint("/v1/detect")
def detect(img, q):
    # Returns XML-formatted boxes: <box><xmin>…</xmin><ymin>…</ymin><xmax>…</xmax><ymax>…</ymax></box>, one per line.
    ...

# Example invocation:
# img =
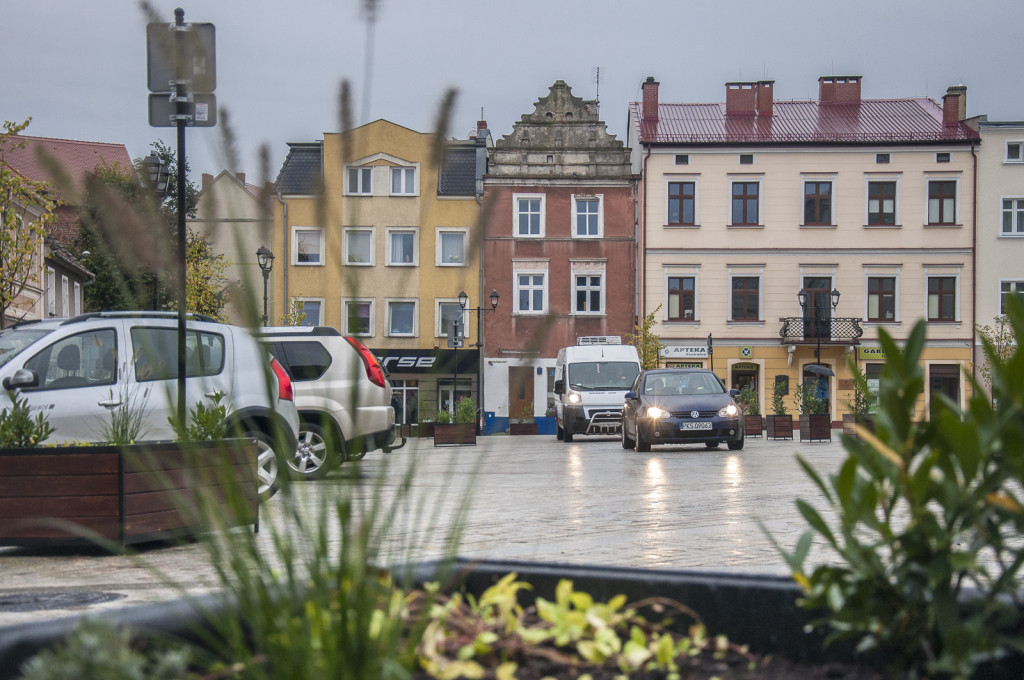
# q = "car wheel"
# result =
<box><xmin>727</xmin><ymin>436</ymin><xmax>745</xmax><ymax>451</ymax></box>
<box><xmin>245</xmin><ymin>430</ymin><xmax>280</xmax><ymax>501</ymax></box>
<box><xmin>556</xmin><ymin>422</ymin><xmax>564</xmax><ymax>441</ymax></box>
<box><xmin>621</xmin><ymin>421</ymin><xmax>635</xmax><ymax>449</ymax></box>
<box><xmin>635</xmin><ymin>425</ymin><xmax>650</xmax><ymax>452</ymax></box>
<box><xmin>705</xmin><ymin>441</ymin><xmax>720</xmax><ymax>450</ymax></box>
<box><xmin>288</xmin><ymin>422</ymin><xmax>330</xmax><ymax>480</ymax></box>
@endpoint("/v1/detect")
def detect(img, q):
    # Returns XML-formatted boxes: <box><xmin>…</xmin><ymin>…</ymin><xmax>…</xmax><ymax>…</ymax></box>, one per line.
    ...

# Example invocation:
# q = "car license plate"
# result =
<box><xmin>681</xmin><ymin>421</ymin><xmax>712</xmax><ymax>431</ymax></box>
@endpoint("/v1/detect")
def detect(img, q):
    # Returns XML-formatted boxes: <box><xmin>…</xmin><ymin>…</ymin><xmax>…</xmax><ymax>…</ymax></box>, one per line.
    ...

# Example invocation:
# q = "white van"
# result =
<box><xmin>553</xmin><ymin>337</ymin><xmax>641</xmax><ymax>442</ymax></box>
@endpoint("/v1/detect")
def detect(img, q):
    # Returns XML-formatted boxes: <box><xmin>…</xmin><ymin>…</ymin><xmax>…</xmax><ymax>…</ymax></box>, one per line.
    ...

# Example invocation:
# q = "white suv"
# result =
<box><xmin>0</xmin><ymin>312</ymin><xmax>299</xmax><ymax>498</ymax></box>
<box><xmin>258</xmin><ymin>327</ymin><xmax>401</xmax><ymax>480</ymax></box>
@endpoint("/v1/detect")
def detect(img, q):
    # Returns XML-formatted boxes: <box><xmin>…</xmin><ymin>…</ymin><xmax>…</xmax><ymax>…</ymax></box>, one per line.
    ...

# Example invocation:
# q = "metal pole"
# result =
<box><xmin>174</xmin><ymin>7</ymin><xmax>187</xmax><ymax>429</ymax></box>
<box><xmin>261</xmin><ymin>270</ymin><xmax>269</xmax><ymax>325</ymax></box>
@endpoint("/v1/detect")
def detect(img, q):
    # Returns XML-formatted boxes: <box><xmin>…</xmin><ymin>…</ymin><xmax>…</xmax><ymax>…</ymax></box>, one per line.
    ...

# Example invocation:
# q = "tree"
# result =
<box><xmin>975</xmin><ymin>314</ymin><xmax>1018</xmax><ymax>392</ymax></box>
<box><xmin>625</xmin><ymin>305</ymin><xmax>665</xmax><ymax>370</ymax></box>
<box><xmin>0</xmin><ymin>119</ymin><xmax>55</xmax><ymax>328</ymax></box>
<box><xmin>179</xmin><ymin>228</ymin><xmax>229</xmax><ymax>320</ymax></box>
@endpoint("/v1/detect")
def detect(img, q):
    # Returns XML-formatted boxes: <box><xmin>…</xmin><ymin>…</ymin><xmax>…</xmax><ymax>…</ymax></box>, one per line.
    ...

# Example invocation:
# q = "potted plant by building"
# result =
<box><xmin>737</xmin><ymin>386</ymin><xmax>762</xmax><ymax>437</ymax></box>
<box><xmin>765</xmin><ymin>380</ymin><xmax>793</xmax><ymax>440</ymax></box>
<box><xmin>795</xmin><ymin>381</ymin><xmax>831</xmax><ymax>442</ymax></box>
<box><xmin>433</xmin><ymin>396</ymin><xmax>477</xmax><ymax>446</ymax></box>
<box><xmin>509</xmin><ymin>401</ymin><xmax>537</xmax><ymax>435</ymax></box>
<box><xmin>842</xmin><ymin>362</ymin><xmax>875</xmax><ymax>437</ymax></box>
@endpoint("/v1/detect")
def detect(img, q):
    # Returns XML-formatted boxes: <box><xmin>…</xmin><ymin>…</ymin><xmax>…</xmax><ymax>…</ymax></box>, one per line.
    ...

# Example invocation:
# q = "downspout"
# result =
<box><xmin>641</xmin><ymin>144</ymin><xmax>651</xmax><ymax>365</ymax></box>
<box><xmin>275</xmin><ymin>191</ymin><xmax>289</xmax><ymax>320</ymax></box>
<box><xmin>970</xmin><ymin>141</ymin><xmax>978</xmax><ymax>382</ymax></box>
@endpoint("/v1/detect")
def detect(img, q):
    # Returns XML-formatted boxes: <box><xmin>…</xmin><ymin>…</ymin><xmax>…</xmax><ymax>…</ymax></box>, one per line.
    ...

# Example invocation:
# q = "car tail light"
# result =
<box><xmin>271</xmin><ymin>356</ymin><xmax>294</xmax><ymax>401</ymax></box>
<box><xmin>345</xmin><ymin>335</ymin><xmax>387</xmax><ymax>388</ymax></box>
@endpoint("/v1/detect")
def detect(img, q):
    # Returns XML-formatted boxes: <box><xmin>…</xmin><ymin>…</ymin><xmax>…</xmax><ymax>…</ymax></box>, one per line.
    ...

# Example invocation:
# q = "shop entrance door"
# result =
<box><xmin>509</xmin><ymin>366</ymin><xmax>534</xmax><ymax>421</ymax></box>
<box><xmin>929</xmin><ymin>364</ymin><xmax>960</xmax><ymax>419</ymax></box>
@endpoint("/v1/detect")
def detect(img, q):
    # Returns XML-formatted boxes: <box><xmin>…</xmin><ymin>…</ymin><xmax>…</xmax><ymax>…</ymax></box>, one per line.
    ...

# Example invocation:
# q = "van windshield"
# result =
<box><xmin>567</xmin><ymin>361</ymin><xmax>639</xmax><ymax>390</ymax></box>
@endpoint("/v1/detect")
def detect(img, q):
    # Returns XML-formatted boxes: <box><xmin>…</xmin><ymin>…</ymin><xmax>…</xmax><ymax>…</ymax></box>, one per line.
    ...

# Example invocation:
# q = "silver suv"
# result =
<box><xmin>258</xmin><ymin>327</ymin><xmax>401</xmax><ymax>480</ymax></box>
<box><xmin>0</xmin><ymin>312</ymin><xmax>299</xmax><ymax>498</ymax></box>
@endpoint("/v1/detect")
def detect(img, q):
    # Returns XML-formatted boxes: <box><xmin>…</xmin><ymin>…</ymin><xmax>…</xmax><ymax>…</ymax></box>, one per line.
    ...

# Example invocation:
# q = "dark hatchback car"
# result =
<box><xmin>621</xmin><ymin>368</ymin><xmax>744</xmax><ymax>452</ymax></box>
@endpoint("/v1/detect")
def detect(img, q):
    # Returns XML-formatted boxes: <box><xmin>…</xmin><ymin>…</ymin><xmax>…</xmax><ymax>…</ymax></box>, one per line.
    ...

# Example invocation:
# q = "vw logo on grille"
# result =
<box><xmin>690</xmin><ymin>410</ymin><xmax>700</xmax><ymax>419</ymax></box>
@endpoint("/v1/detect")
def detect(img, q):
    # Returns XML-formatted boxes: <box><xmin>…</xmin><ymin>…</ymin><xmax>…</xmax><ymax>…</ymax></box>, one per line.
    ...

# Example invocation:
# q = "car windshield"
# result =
<box><xmin>644</xmin><ymin>372</ymin><xmax>725</xmax><ymax>396</ymax></box>
<box><xmin>0</xmin><ymin>327</ymin><xmax>54</xmax><ymax>368</ymax></box>
<box><xmin>567</xmin><ymin>361</ymin><xmax>639</xmax><ymax>390</ymax></box>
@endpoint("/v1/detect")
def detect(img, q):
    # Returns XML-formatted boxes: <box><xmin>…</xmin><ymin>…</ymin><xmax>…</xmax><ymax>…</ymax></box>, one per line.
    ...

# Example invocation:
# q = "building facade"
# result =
<box><xmin>482</xmin><ymin>81</ymin><xmax>635</xmax><ymax>428</ymax></box>
<box><xmin>628</xmin><ymin>76</ymin><xmax>979</xmax><ymax>423</ymax></box>
<box><xmin>272</xmin><ymin>119</ymin><xmax>487</xmax><ymax>426</ymax></box>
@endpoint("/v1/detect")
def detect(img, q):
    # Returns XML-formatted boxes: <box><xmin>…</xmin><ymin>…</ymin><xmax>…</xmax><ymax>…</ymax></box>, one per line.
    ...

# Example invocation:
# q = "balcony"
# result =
<box><xmin>779</xmin><ymin>316</ymin><xmax>864</xmax><ymax>344</ymax></box>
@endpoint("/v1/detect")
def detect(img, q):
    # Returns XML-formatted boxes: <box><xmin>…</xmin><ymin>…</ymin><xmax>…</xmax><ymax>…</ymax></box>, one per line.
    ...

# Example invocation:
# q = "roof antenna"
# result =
<box><xmin>594</xmin><ymin>66</ymin><xmax>601</xmax><ymax>113</ymax></box>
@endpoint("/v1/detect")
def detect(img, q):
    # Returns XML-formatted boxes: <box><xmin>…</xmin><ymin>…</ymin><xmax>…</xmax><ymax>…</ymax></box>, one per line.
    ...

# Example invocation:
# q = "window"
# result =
<box><xmin>73</xmin><ymin>282</ymin><xmax>81</xmax><ymax>316</ymax></box>
<box><xmin>344</xmin><ymin>299</ymin><xmax>373</xmax><ymax>336</ymax></box>
<box><xmin>867</xmin><ymin>181</ymin><xmax>897</xmax><ymax>226</ymax></box>
<box><xmin>437</xmin><ymin>301</ymin><xmax>465</xmax><ymax>338</ymax></box>
<box><xmin>291</xmin><ymin>299</ymin><xmax>322</xmax><ymax>326</ymax></box>
<box><xmin>573</xmin><ymin>274</ymin><xmax>604</xmax><ymax>314</ymax></box>
<box><xmin>61</xmin><ymin>276</ymin><xmax>69</xmax><ymax>317</ymax></box>
<box><xmin>731</xmin><ymin>277</ymin><xmax>759</xmax><ymax>321</ymax></box>
<box><xmin>867</xmin><ymin>277</ymin><xmax>896</xmax><ymax>322</ymax></box>
<box><xmin>739</xmin><ymin>154</ymin><xmax>754</xmax><ymax>165</ymax></box>
<box><xmin>674</xmin><ymin>154</ymin><xmax>689</xmax><ymax>165</ymax></box>
<box><xmin>390</xmin><ymin>167</ymin><xmax>416</xmax><ymax>195</ymax></box>
<box><xmin>876</xmin><ymin>153</ymin><xmax>891</xmax><ymax>164</ymax></box>
<box><xmin>388</xmin><ymin>300</ymin><xmax>416</xmax><ymax>336</ymax></box>
<box><xmin>344</xmin><ymin>228</ymin><xmax>373</xmax><ymax>265</ymax></box>
<box><xmin>45</xmin><ymin>268</ymin><xmax>55</xmax><ymax>316</ymax></box>
<box><xmin>936</xmin><ymin>152</ymin><xmax>950</xmax><ymax>163</ymax></box>
<box><xmin>667</xmin><ymin>276</ymin><xmax>695</xmax><ymax>321</ymax></box>
<box><xmin>387</xmin><ymin>228</ymin><xmax>417</xmax><ymax>265</ymax></box>
<box><xmin>667</xmin><ymin>181</ymin><xmax>696</xmax><ymax>226</ymax></box>
<box><xmin>927</xmin><ymin>276</ymin><xmax>957</xmax><ymax>321</ymax></box>
<box><xmin>130</xmin><ymin>328</ymin><xmax>224</xmax><ymax>381</ymax></box>
<box><xmin>803</xmin><ymin>181</ymin><xmax>832</xmax><ymax>226</ymax></box>
<box><xmin>437</xmin><ymin>229</ymin><xmax>466</xmax><ymax>265</ymax></box>
<box><xmin>1001</xmin><ymin>281</ymin><xmax>1024</xmax><ymax>314</ymax></box>
<box><xmin>573</xmin><ymin>195</ymin><xmax>602</xmax><ymax>237</ymax></box>
<box><xmin>515</xmin><ymin>272</ymin><xmax>546</xmax><ymax>314</ymax></box>
<box><xmin>293</xmin><ymin>227</ymin><xmax>323</xmax><ymax>264</ymax></box>
<box><xmin>1007</xmin><ymin>142</ymin><xmax>1023</xmax><ymax>162</ymax></box>
<box><xmin>731</xmin><ymin>181</ymin><xmax>759</xmax><ymax>226</ymax></box>
<box><xmin>347</xmin><ymin>167</ymin><xmax>372</xmax><ymax>195</ymax></box>
<box><xmin>515</xmin><ymin>194</ymin><xmax>544</xmax><ymax>236</ymax></box>
<box><xmin>25</xmin><ymin>329</ymin><xmax>117</xmax><ymax>390</ymax></box>
<box><xmin>1001</xmin><ymin>198</ymin><xmax>1024</xmax><ymax>235</ymax></box>
<box><xmin>928</xmin><ymin>180</ymin><xmax>957</xmax><ymax>225</ymax></box>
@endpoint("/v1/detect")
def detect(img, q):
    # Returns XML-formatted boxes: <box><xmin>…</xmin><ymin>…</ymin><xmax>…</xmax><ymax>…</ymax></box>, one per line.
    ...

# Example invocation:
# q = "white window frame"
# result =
<box><xmin>1000</xmin><ymin>279</ymin><xmax>1024</xmax><ymax>315</ymax></box>
<box><xmin>514</xmin><ymin>193</ymin><xmax>545</xmax><ymax>238</ymax></box>
<box><xmin>345</xmin><ymin>166</ymin><xmax>373</xmax><ymax>195</ymax></box>
<box><xmin>292</xmin><ymin>226</ymin><xmax>325</xmax><ymax>266</ymax></box>
<box><xmin>728</xmin><ymin>176</ymin><xmax>762</xmax><ymax>227</ymax></box>
<box><xmin>513</xmin><ymin>261</ymin><xmax>548</xmax><ymax>315</ymax></box>
<box><xmin>436</xmin><ymin>299</ymin><xmax>468</xmax><ymax>338</ymax></box>
<box><xmin>46</xmin><ymin>267</ymin><xmax>55</xmax><ymax>317</ymax></box>
<box><xmin>663</xmin><ymin>265</ymin><xmax>701</xmax><ymax>324</ymax></box>
<box><xmin>1000</xmin><ymin>196</ymin><xmax>1024</xmax><ymax>236</ymax></box>
<box><xmin>390</xmin><ymin>165</ymin><xmax>419</xmax><ymax>196</ymax></box>
<box><xmin>800</xmin><ymin>174</ymin><xmax>837</xmax><ymax>227</ymax></box>
<box><xmin>386</xmin><ymin>298</ymin><xmax>418</xmax><ymax>337</ymax></box>
<box><xmin>924</xmin><ymin>267</ymin><xmax>961</xmax><ymax>323</ymax></box>
<box><xmin>436</xmin><ymin>228</ymin><xmax>468</xmax><ymax>266</ymax></box>
<box><xmin>342</xmin><ymin>298</ymin><xmax>374</xmax><ymax>337</ymax></box>
<box><xmin>665</xmin><ymin>176</ymin><xmax>699</xmax><ymax>227</ymax></box>
<box><xmin>73</xmin><ymin>281</ymin><xmax>81</xmax><ymax>316</ymax></box>
<box><xmin>570</xmin><ymin>260</ymin><xmax>606</xmax><ymax>316</ymax></box>
<box><xmin>571</xmin><ymin>194</ymin><xmax>603</xmax><ymax>238</ymax></box>
<box><xmin>863</xmin><ymin>266</ymin><xmax>902</xmax><ymax>324</ymax></box>
<box><xmin>864</xmin><ymin>174</ymin><xmax>902</xmax><ymax>228</ymax></box>
<box><xmin>924</xmin><ymin>174</ymin><xmax>961</xmax><ymax>226</ymax></box>
<box><xmin>727</xmin><ymin>266</ymin><xmax>764</xmax><ymax>324</ymax></box>
<box><xmin>386</xmin><ymin>227</ymin><xmax>418</xmax><ymax>266</ymax></box>
<box><xmin>343</xmin><ymin>227</ymin><xmax>374</xmax><ymax>266</ymax></box>
<box><xmin>1006</xmin><ymin>141</ymin><xmax>1024</xmax><ymax>163</ymax></box>
<box><xmin>60</xmin><ymin>275</ymin><xmax>69</xmax><ymax>318</ymax></box>
<box><xmin>291</xmin><ymin>297</ymin><xmax>324</xmax><ymax>326</ymax></box>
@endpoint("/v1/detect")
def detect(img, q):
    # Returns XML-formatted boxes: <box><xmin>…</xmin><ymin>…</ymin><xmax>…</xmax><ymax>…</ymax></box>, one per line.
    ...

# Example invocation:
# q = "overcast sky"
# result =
<box><xmin>6</xmin><ymin>0</ymin><xmax>1023</xmax><ymax>186</ymax></box>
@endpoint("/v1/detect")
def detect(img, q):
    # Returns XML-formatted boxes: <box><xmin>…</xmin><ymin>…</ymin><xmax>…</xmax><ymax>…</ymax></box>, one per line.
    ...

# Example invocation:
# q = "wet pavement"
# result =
<box><xmin>0</xmin><ymin>432</ymin><xmax>850</xmax><ymax>629</ymax></box>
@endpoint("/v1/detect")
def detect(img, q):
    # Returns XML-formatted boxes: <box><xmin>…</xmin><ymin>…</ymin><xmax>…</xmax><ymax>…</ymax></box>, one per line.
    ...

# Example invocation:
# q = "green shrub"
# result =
<box><xmin>0</xmin><ymin>394</ymin><xmax>55</xmax><ymax>447</ymax></box>
<box><xmin>770</xmin><ymin>380</ymin><xmax>788</xmax><ymax>416</ymax></box>
<box><xmin>793</xmin><ymin>380</ymin><xmax>826</xmax><ymax>415</ymax></box>
<box><xmin>736</xmin><ymin>386</ymin><xmax>759</xmax><ymax>415</ymax></box>
<box><xmin>454</xmin><ymin>396</ymin><xmax>477</xmax><ymax>424</ymax></box>
<box><xmin>775</xmin><ymin>295</ymin><xmax>1024</xmax><ymax>679</ymax></box>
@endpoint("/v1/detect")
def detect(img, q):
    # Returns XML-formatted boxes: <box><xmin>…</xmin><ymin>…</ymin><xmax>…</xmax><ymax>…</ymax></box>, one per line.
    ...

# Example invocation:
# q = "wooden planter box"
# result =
<box><xmin>432</xmin><ymin>423</ymin><xmax>476</xmax><ymax>446</ymax></box>
<box><xmin>799</xmin><ymin>414</ymin><xmax>832</xmax><ymax>442</ymax></box>
<box><xmin>508</xmin><ymin>422</ymin><xmax>538</xmax><ymax>435</ymax></box>
<box><xmin>743</xmin><ymin>414</ymin><xmax>763</xmax><ymax>438</ymax></box>
<box><xmin>0</xmin><ymin>440</ymin><xmax>259</xmax><ymax>548</ymax></box>
<box><xmin>842</xmin><ymin>413</ymin><xmax>877</xmax><ymax>437</ymax></box>
<box><xmin>765</xmin><ymin>414</ymin><xmax>793</xmax><ymax>440</ymax></box>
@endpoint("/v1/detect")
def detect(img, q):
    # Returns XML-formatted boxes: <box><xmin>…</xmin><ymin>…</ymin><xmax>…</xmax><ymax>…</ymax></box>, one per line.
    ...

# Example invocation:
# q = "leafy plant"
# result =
<box><xmin>99</xmin><ymin>377</ymin><xmax>150</xmax><ymax>445</ymax></box>
<box><xmin>975</xmin><ymin>313</ymin><xmax>1017</xmax><ymax>393</ymax></box>
<box><xmin>847</xmin><ymin>359</ymin><xmax>873</xmax><ymax>416</ymax></box>
<box><xmin>770</xmin><ymin>379</ymin><xmax>788</xmax><ymax>416</ymax></box>
<box><xmin>435</xmin><ymin>408</ymin><xmax>453</xmax><ymax>424</ymax></box>
<box><xmin>512</xmin><ymin>401</ymin><xmax>534</xmax><ymax>423</ymax></box>
<box><xmin>774</xmin><ymin>295</ymin><xmax>1024</xmax><ymax>679</ymax></box>
<box><xmin>454</xmin><ymin>395</ymin><xmax>476</xmax><ymax>424</ymax></box>
<box><xmin>171</xmin><ymin>391</ymin><xmax>227</xmax><ymax>440</ymax></box>
<box><xmin>736</xmin><ymin>386</ymin><xmax>759</xmax><ymax>415</ymax></box>
<box><xmin>793</xmin><ymin>380</ymin><xmax>826</xmax><ymax>415</ymax></box>
<box><xmin>625</xmin><ymin>304</ymin><xmax>665</xmax><ymax>370</ymax></box>
<box><xmin>0</xmin><ymin>394</ymin><xmax>55</xmax><ymax>447</ymax></box>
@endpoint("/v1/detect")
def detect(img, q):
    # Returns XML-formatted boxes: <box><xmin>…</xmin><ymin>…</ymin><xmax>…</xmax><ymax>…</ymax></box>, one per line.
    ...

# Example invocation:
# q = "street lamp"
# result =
<box><xmin>459</xmin><ymin>289</ymin><xmax>500</xmax><ymax>433</ymax></box>
<box><xmin>142</xmin><ymin>153</ymin><xmax>171</xmax><ymax>195</ymax></box>
<box><xmin>798</xmin><ymin>287</ymin><xmax>841</xmax><ymax>365</ymax></box>
<box><xmin>256</xmin><ymin>245</ymin><xmax>274</xmax><ymax>326</ymax></box>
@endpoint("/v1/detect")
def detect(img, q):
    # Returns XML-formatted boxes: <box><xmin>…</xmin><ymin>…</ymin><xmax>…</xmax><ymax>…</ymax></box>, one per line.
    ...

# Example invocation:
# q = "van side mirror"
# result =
<box><xmin>554</xmin><ymin>380</ymin><xmax>564</xmax><ymax>395</ymax></box>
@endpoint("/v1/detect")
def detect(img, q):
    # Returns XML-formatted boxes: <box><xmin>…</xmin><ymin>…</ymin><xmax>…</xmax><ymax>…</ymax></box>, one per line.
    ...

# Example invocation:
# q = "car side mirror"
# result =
<box><xmin>3</xmin><ymin>368</ymin><xmax>38</xmax><ymax>392</ymax></box>
<box><xmin>729</xmin><ymin>389</ymin><xmax>740</xmax><ymax>398</ymax></box>
<box><xmin>554</xmin><ymin>380</ymin><xmax>565</xmax><ymax>395</ymax></box>
<box><xmin>624</xmin><ymin>391</ymin><xmax>637</xmax><ymax>400</ymax></box>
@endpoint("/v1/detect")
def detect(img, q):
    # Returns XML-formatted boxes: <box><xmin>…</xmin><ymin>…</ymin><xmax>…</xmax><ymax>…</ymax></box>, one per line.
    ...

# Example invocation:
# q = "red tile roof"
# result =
<box><xmin>630</xmin><ymin>98</ymin><xmax>980</xmax><ymax>145</ymax></box>
<box><xmin>4</xmin><ymin>136</ymin><xmax>133</xmax><ymax>201</ymax></box>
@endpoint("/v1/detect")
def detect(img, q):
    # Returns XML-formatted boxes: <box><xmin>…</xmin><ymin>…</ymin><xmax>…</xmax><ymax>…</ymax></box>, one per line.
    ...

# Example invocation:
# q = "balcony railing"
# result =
<box><xmin>779</xmin><ymin>317</ymin><xmax>864</xmax><ymax>343</ymax></box>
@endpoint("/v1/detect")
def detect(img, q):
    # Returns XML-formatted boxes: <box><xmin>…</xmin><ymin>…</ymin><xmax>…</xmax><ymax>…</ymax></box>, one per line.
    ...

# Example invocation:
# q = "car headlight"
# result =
<box><xmin>718</xmin><ymin>404</ymin><xmax>740</xmax><ymax>418</ymax></box>
<box><xmin>567</xmin><ymin>391</ymin><xmax>581</xmax><ymax>404</ymax></box>
<box><xmin>646</xmin><ymin>406</ymin><xmax>670</xmax><ymax>419</ymax></box>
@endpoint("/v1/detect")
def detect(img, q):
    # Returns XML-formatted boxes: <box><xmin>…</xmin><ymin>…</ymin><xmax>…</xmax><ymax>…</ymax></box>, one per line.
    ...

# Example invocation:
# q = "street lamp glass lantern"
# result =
<box><xmin>831</xmin><ymin>288</ymin><xmax>841</xmax><ymax>309</ymax></box>
<box><xmin>489</xmin><ymin>289</ymin><xmax>499</xmax><ymax>309</ymax></box>
<box><xmin>256</xmin><ymin>245</ymin><xmax>274</xmax><ymax>273</ymax></box>
<box><xmin>142</xmin><ymin>153</ymin><xmax>169</xmax><ymax>194</ymax></box>
<box><xmin>458</xmin><ymin>290</ymin><xmax>469</xmax><ymax>310</ymax></box>
<box><xmin>797</xmin><ymin>289</ymin><xmax>808</xmax><ymax>309</ymax></box>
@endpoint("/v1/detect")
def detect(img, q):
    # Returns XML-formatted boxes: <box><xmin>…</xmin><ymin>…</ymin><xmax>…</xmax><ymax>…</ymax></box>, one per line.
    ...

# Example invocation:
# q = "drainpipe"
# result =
<box><xmin>970</xmin><ymin>141</ymin><xmax>978</xmax><ymax>382</ymax></box>
<box><xmin>275</xmin><ymin>191</ymin><xmax>289</xmax><ymax>320</ymax></box>
<box><xmin>640</xmin><ymin>144</ymin><xmax>651</xmax><ymax>364</ymax></box>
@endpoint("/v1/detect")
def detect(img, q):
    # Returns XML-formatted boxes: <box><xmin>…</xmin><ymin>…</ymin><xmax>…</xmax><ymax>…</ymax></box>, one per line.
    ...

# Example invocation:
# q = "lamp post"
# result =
<box><xmin>256</xmin><ymin>245</ymin><xmax>274</xmax><ymax>326</ymax></box>
<box><xmin>798</xmin><ymin>287</ymin><xmax>841</xmax><ymax>365</ymax></box>
<box><xmin>459</xmin><ymin>289</ymin><xmax>500</xmax><ymax>433</ymax></box>
<box><xmin>141</xmin><ymin>153</ymin><xmax>171</xmax><ymax>309</ymax></box>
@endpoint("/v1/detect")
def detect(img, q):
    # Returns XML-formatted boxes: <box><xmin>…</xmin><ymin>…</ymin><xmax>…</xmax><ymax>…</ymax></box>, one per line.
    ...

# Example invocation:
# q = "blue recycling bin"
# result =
<box><xmin>483</xmin><ymin>411</ymin><xmax>498</xmax><ymax>435</ymax></box>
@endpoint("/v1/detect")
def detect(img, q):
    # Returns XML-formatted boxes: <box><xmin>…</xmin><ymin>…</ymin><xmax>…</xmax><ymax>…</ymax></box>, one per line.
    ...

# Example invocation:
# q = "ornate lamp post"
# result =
<box><xmin>256</xmin><ymin>245</ymin><xmax>274</xmax><ymax>326</ymax></box>
<box><xmin>459</xmin><ymin>289</ymin><xmax>500</xmax><ymax>433</ymax></box>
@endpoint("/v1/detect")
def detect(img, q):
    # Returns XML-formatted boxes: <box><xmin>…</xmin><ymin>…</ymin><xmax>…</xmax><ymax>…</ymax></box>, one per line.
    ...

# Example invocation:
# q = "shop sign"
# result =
<box><xmin>373</xmin><ymin>349</ymin><xmax>479</xmax><ymax>374</ymax></box>
<box><xmin>733</xmin><ymin>363</ymin><xmax>758</xmax><ymax>371</ymax></box>
<box><xmin>859</xmin><ymin>347</ymin><xmax>885</xmax><ymax>360</ymax></box>
<box><xmin>739</xmin><ymin>346</ymin><xmax>754</xmax><ymax>359</ymax></box>
<box><xmin>661</xmin><ymin>345</ymin><xmax>709</xmax><ymax>359</ymax></box>
<box><xmin>670</xmin><ymin>361</ymin><xmax>704</xmax><ymax>368</ymax></box>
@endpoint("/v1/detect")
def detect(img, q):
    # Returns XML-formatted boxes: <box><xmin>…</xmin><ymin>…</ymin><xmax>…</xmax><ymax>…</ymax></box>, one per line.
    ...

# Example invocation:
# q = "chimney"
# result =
<box><xmin>477</xmin><ymin>120</ymin><xmax>488</xmax><ymax>133</ymax></box>
<box><xmin>819</xmin><ymin>75</ymin><xmax>862</xmax><ymax>103</ymax></box>
<box><xmin>756</xmin><ymin>80</ymin><xmax>774</xmax><ymax>117</ymax></box>
<box><xmin>235</xmin><ymin>172</ymin><xmax>246</xmax><ymax>185</ymax></box>
<box><xmin>945</xmin><ymin>85</ymin><xmax>967</xmax><ymax>123</ymax></box>
<box><xmin>202</xmin><ymin>172</ymin><xmax>213</xmax><ymax>190</ymax></box>
<box><xmin>642</xmin><ymin>76</ymin><xmax>659</xmax><ymax>123</ymax></box>
<box><xmin>725</xmin><ymin>82</ymin><xmax>756</xmax><ymax>115</ymax></box>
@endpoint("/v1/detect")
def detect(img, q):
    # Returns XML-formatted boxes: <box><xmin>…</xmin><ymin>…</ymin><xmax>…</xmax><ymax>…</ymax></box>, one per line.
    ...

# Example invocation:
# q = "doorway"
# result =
<box><xmin>802</xmin><ymin>276</ymin><xmax>833</xmax><ymax>342</ymax></box>
<box><xmin>929</xmin><ymin>364</ymin><xmax>960</xmax><ymax>419</ymax></box>
<box><xmin>508</xmin><ymin>366</ymin><xmax>534</xmax><ymax>421</ymax></box>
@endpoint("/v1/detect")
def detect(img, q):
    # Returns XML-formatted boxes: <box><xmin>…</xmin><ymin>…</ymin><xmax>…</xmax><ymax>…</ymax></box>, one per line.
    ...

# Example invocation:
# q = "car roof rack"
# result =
<box><xmin>60</xmin><ymin>311</ymin><xmax>219</xmax><ymax>325</ymax></box>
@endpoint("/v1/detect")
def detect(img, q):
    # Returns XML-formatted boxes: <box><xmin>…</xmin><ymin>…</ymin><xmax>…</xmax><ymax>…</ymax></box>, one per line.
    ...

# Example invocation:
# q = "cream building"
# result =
<box><xmin>628</xmin><ymin>76</ymin><xmax>979</xmax><ymax>424</ymax></box>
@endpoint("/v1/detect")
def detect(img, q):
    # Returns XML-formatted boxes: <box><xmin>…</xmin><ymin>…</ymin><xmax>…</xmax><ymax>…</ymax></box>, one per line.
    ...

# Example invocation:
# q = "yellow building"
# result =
<box><xmin>628</xmin><ymin>76</ymin><xmax>979</xmax><ymax>426</ymax></box>
<box><xmin>272</xmin><ymin>119</ymin><xmax>489</xmax><ymax>426</ymax></box>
